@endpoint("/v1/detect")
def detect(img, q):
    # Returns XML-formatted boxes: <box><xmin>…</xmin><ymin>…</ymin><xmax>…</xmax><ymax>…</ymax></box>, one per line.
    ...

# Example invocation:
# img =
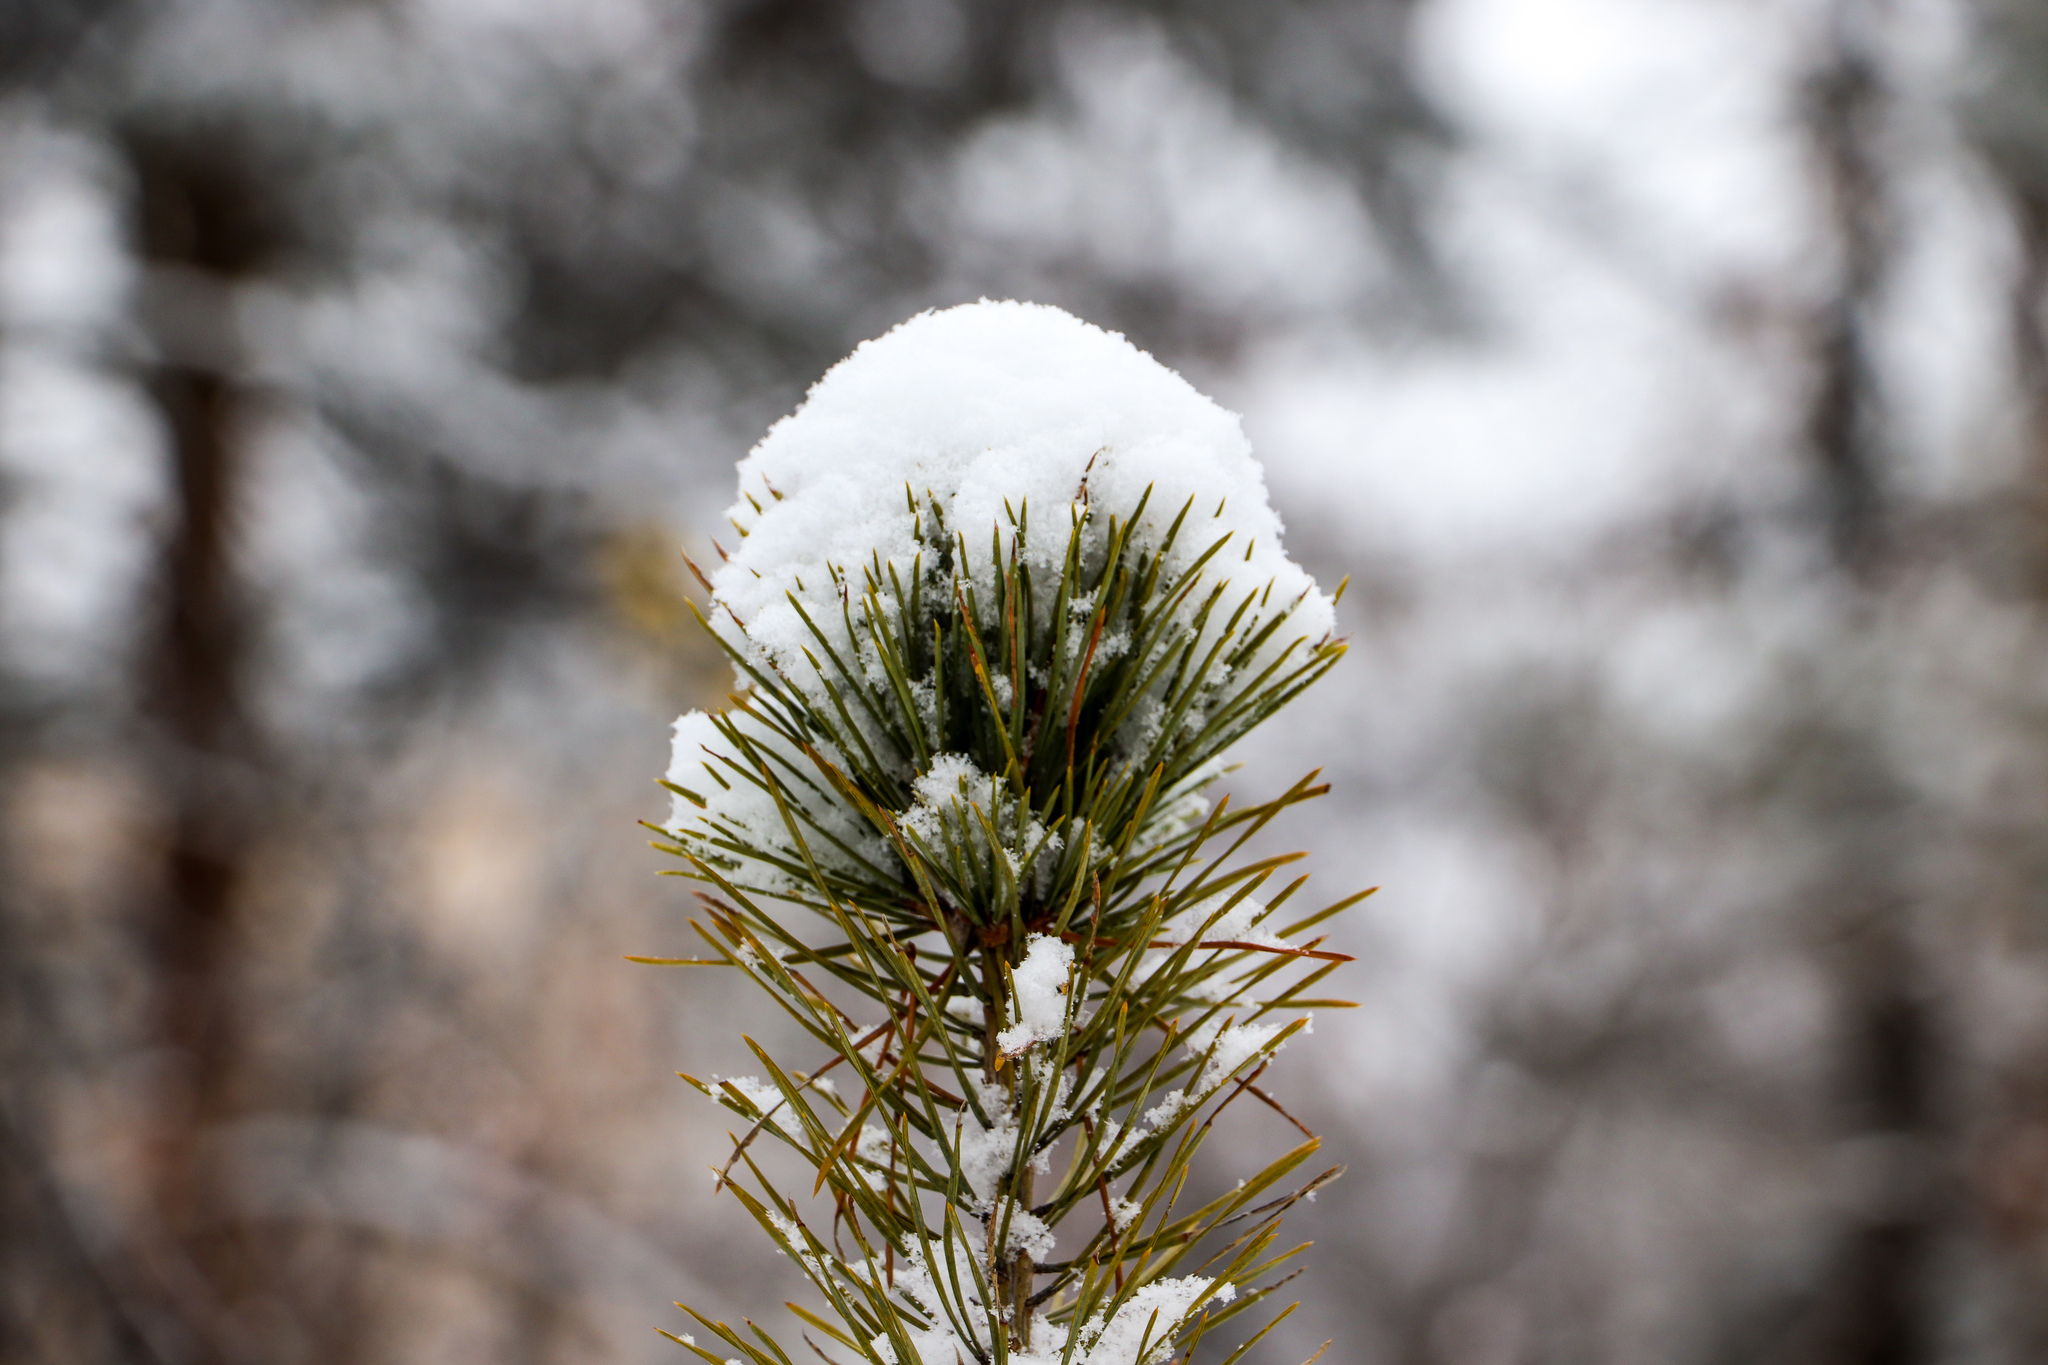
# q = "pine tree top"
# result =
<box><xmin>647</xmin><ymin>301</ymin><xmax>1356</xmax><ymax>1365</ymax></box>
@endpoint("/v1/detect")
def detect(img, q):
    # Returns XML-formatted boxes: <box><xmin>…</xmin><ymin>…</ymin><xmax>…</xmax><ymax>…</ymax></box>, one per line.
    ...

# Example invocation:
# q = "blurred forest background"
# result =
<box><xmin>5</xmin><ymin>0</ymin><xmax>2048</xmax><ymax>1363</ymax></box>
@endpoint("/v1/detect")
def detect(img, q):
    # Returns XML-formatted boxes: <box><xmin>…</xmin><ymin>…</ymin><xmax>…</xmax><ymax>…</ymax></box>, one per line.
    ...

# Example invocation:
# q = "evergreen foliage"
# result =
<box><xmin>646</xmin><ymin>486</ymin><xmax>1361</xmax><ymax>1365</ymax></box>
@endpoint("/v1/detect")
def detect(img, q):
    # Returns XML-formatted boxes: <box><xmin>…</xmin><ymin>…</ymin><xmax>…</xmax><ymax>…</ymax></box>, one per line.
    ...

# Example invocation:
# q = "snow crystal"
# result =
<box><xmin>1180</xmin><ymin>974</ymin><xmax>1237</xmax><ymax>1006</ymax></box>
<box><xmin>768</xmin><ymin>1210</ymin><xmax>834</xmax><ymax>1285</ymax></box>
<box><xmin>1142</xmin><ymin>1090</ymin><xmax>1189</xmax><ymax>1130</ymax></box>
<box><xmin>713</xmin><ymin>1075</ymin><xmax>784</xmax><ymax>1113</ymax></box>
<box><xmin>1108</xmin><ymin>1195</ymin><xmax>1143</xmax><ymax>1232</ymax></box>
<box><xmin>889</xmin><ymin>1240</ymin><xmax>994</xmax><ymax>1365</ymax></box>
<box><xmin>948</xmin><ymin>1072</ymin><xmax>1057</xmax><ymax>1241</ymax></box>
<box><xmin>997</xmin><ymin>933</ymin><xmax>1077</xmax><ymax>1056</ymax></box>
<box><xmin>664</xmin><ymin>709</ymin><xmax>883</xmax><ymax>893</ymax></box>
<box><xmin>900</xmin><ymin>753</ymin><xmax>997</xmax><ymax>842</ymax></box>
<box><xmin>1153</xmin><ymin>889</ymin><xmax>1287</xmax><ymax>951</ymax></box>
<box><xmin>899</xmin><ymin>752</ymin><xmax>1063</xmax><ymax>896</ymax></box>
<box><xmin>1072</xmin><ymin>1276</ymin><xmax>1233</xmax><ymax>1365</ymax></box>
<box><xmin>665</xmin><ymin>711</ymin><xmax>777</xmax><ymax>845</ymax></box>
<box><xmin>1129</xmin><ymin>886</ymin><xmax>1295</xmax><ymax>1002</ymax></box>
<box><xmin>1090</xmin><ymin>1116</ymin><xmax>1129</xmax><ymax>1166</ymax></box>
<box><xmin>1184</xmin><ymin>1018</ymin><xmax>1289</xmax><ymax>1093</ymax></box>
<box><xmin>888</xmin><ymin>1241</ymin><xmax>951</xmax><ymax>1319</ymax></box>
<box><xmin>1003</xmin><ymin>1208</ymin><xmax>1057</xmax><ymax>1261</ymax></box>
<box><xmin>856</xmin><ymin>1124</ymin><xmax>895</xmax><ymax>1165</ymax></box>
<box><xmin>955</xmin><ymin>1087</ymin><xmax>1023</xmax><ymax>1212</ymax></box>
<box><xmin>699</xmin><ymin>300</ymin><xmax>1330</xmax><ymax>701</ymax></box>
<box><xmin>1044</xmin><ymin>1071</ymin><xmax>1078</xmax><ymax>1125</ymax></box>
<box><xmin>906</xmin><ymin>1324</ymin><xmax>967</xmax><ymax>1364</ymax></box>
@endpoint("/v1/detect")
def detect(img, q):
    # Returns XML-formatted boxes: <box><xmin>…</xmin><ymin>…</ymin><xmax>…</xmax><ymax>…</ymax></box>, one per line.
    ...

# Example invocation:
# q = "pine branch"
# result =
<box><xmin>653</xmin><ymin>490</ymin><xmax>1355</xmax><ymax>1365</ymax></box>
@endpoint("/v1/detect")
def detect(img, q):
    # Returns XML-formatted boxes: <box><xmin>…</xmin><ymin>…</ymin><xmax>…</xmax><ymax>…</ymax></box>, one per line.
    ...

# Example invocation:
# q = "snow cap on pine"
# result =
<box><xmin>702</xmin><ymin>300</ymin><xmax>1331</xmax><ymax>688</ymax></box>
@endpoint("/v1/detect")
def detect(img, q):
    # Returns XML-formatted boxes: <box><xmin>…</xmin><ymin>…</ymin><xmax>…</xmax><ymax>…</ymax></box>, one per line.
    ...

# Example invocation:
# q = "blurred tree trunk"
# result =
<box><xmin>1804</xmin><ymin>10</ymin><xmax>1887</xmax><ymax>575</ymax></box>
<box><xmin>141</xmin><ymin>361</ymin><xmax>252</xmax><ymax>1353</ymax></box>
<box><xmin>1796</xmin><ymin>9</ymin><xmax>1939</xmax><ymax>1365</ymax></box>
<box><xmin>1987</xmin><ymin>187</ymin><xmax>2048</xmax><ymax>1365</ymax></box>
<box><xmin>128</xmin><ymin>129</ymin><xmax>269</xmax><ymax>1365</ymax></box>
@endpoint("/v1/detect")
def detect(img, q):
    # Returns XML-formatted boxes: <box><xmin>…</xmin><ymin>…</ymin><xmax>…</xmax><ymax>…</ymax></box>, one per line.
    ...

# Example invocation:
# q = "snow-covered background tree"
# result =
<box><xmin>652</xmin><ymin>303</ymin><xmax>1357</xmax><ymax>1365</ymax></box>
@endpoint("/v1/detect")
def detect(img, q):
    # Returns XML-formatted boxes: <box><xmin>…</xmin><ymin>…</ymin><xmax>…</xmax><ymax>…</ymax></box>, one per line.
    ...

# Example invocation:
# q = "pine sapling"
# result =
<box><xmin>644</xmin><ymin>301</ymin><xmax>1363</xmax><ymax>1365</ymax></box>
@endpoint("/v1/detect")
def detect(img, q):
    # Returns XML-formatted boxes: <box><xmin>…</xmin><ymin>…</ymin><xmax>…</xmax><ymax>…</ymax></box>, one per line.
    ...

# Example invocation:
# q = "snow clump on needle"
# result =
<box><xmin>997</xmin><ymin>933</ymin><xmax>1080</xmax><ymax>1056</ymax></box>
<box><xmin>692</xmin><ymin>298</ymin><xmax>1331</xmax><ymax>703</ymax></box>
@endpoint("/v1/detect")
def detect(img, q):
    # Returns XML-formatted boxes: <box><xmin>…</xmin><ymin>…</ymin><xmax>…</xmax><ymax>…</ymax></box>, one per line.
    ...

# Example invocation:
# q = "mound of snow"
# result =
<box><xmin>703</xmin><ymin>299</ymin><xmax>1330</xmax><ymax>679</ymax></box>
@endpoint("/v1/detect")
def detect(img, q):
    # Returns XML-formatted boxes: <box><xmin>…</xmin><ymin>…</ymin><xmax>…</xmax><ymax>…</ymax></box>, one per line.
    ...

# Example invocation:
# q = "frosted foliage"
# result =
<box><xmin>997</xmin><ymin>933</ymin><xmax>1077</xmax><ymax>1056</ymax></box>
<box><xmin>1185</xmin><ymin>1017</ymin><xmax>1294</xmax><ymax>1092</ymax></box>
<box><xmin>905</xmin><ymin>754</ymin><xmax>992</xmax><ymax>823</ymax></box>
<box><xmin>665</xmin><ymin>711</ymin><xmax>735</xmax><ymax>832</ymax></box>
<box><xmin>900</xmin><ymin>752</ymin><xmax>1063</xmax><ymax>898</ymax></box>
<box><xmin>955</xmin><ymin>1084</ymin><xmax>1025</xmax><ymax>1212</ymax></box>
<box><xmin>711</xmin><ymin>1074</ymin><xmax>782</xmax><ymax>1113</ymax></box>
<box><xmin>900</xmin><ymin>753</ymin><xmax>997</xmax><ymax>843</ymax></box>
<box><xmin>1005</xmin><ymin>1208</ymin><xmax>1057</xmax><ymax>1261</ymax></box>
<box><xmin>1131</xmin><ymin>1017</ymin><xmax>1296</xmax><ymax>1135</ymax></box>
<box><xmin>855</xmin><ymin>1124</ymin><xmax>894</xmax><ymax>1165</ymax></box>
<box><xmin>1143</xmin><ymin>1090</ymin><xmax>1191</xmax><ymax>1130</ymax></box>
<box><xmin>1156</xmin><ymin>890</ymin><xmax>1285</xmax><ymax>949</ymax></box>
<box><xmin>1072</xmin><ymin>1277</ymin><xmax>1234</xmax><ymax>1365</ymax></box>
<box><xmin>705</xmin><ymin>300</ymin><xmax>1331</xmax><ymax>684</ymax></box>
<box><xmin>1131</xmin><ymin>758</ymin><xmax>1226</xmax><ymax>856</ymax></box>
<box><xmin>665</xmin><ymin>709</ymin><xmax>882</xmax><ymax>888</ymax></box>
<box><xmin>892</xmin><ymin>1242</ymin><xmax>997</xmax><ymax>1365</ymax></box>
<box><xmin>1132</xmin><ymin>890</ymin><xmax>1288</xmax><ymax>1002</ymax></box>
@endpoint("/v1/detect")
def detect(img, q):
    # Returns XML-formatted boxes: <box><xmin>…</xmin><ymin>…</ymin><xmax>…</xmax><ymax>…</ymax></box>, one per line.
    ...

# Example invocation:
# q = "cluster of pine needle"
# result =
<box><xmin>644</xmin><ymin>488</ymin><xmax>1365</xmax><ymax>1365</ymax></box>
